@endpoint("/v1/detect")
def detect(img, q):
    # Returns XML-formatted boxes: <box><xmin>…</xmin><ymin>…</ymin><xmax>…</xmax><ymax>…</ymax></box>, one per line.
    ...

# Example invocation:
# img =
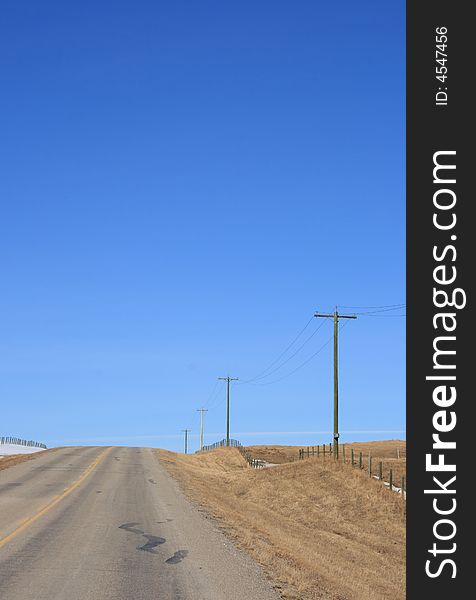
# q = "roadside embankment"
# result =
<box><xmin>157</xmin><ymin>446</ymin><xmax>405</xmax><ymax>600</ymax></box>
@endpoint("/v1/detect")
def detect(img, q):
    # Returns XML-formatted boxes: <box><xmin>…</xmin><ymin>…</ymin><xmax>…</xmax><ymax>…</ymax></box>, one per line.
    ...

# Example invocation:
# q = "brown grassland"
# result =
<box><xmin>157</xmin><ymin>442</ymin><xmax>406</xmax><ymax>600</ymax></box>
<box><xmin>0</xmin><ymin>449</ymin><xmax>55</xmax><ymax>472</ymax></box>
<box><xmin>247</xmin><ymin>441</ymin><xmax>407</xmax><ymax>486</ymax></box>
<box><xmin>246</xmin><ymin>440</ymin><xmax>406</xmax><ymax>464</ymax></box>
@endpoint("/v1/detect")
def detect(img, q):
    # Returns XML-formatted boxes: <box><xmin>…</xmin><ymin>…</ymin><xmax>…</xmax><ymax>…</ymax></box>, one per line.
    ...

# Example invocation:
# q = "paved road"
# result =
<box><xmin>0</xmin><ymin>446</ymin><xmax>281</xmax><ymax>600</ymax></box>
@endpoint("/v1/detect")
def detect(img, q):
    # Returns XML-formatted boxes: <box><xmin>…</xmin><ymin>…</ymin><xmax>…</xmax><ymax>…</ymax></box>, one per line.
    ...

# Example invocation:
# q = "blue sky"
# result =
<box><xmin>0</xmin><ymin>1</ymin><xmax>405</xmax><ymax>452</ymax></box>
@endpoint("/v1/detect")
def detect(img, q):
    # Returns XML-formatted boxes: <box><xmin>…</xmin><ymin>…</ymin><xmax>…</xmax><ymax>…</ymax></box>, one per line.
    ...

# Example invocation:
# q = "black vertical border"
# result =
<box><xmin>407</xmin><ymin>2</ymin><xmax>473</xmax><ymax>597</ymax></box>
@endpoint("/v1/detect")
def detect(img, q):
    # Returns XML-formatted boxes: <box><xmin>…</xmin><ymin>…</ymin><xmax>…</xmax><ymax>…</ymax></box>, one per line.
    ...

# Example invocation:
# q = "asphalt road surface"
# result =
<box><xmin>0</xmin><ymin>446</ymin><xmax>281</xmax><ymax>600</ymax></box>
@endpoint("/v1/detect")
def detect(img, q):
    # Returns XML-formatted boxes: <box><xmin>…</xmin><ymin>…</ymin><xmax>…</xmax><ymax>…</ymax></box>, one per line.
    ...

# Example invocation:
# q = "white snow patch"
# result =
<box><xmin>0</xmin><ymin>444</ymin><xmax>46</xmax><ymax>456</ymax></box>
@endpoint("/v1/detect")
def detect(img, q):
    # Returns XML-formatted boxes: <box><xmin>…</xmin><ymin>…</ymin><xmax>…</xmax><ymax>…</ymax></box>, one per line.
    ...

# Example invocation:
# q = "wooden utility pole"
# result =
<box><xmin>218</xmin><ymin>376</ymin><xmax>239</xmax><ymax>446</ymax></box>
<box><xmin>181</xmin><ymin>429</ymin><xmax>191</xmax><ymax>454</ymax></box>
<box><xmin>314</xmin><ymin>307</ymin><xmax>356</xmax><ymax>459</ymax></box>
<box><xmin>197</xmin><ymin>408</ymin><xmax>208</xmax><ymax>451</ymax></box>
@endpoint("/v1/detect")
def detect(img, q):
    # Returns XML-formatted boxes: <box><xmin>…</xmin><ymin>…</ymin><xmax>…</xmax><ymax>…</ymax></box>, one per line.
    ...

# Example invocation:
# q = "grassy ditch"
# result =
<box><xmin>157</xmin><ymin>445</ymin><xmax>405</xmax><ymax>600</ymax></box>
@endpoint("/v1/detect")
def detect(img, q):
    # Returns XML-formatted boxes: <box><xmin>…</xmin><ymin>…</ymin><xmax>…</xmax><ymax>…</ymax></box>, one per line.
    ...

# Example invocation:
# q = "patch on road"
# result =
<box><xmin>165</xmin><ymin>550</ymin><xmax>188</xmax><ymax>565</ymax></box>
<box><xmin>138</xmin><ymin>535</ymin><xmax>166</xmax><ymax>553</ymax></box>
<box><xmin>119</xmin><ymin>523</ymin><xmax>167</xmax><ymax>554</ymax></box>
<box><xmin>119</xmin><ymin>522</ymin><xmax>144</xmax><ymax>534</ymax></box>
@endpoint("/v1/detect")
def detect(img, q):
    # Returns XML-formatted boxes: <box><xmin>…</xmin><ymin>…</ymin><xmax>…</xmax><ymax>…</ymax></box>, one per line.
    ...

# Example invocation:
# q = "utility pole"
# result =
<box><xmin>314</xmin><ymin>307</ymin><xmax>357</xmax><ymax>459</ymax></box>
<box><xmin>181</xmin><ymin>429</ymin><xmax>191</xmax><ymax>454</ymax></box>
<box><xmin>218</xmin><ymin>375</ymin><xmax>239</xmax><ymax>446</ymax></box>
<box><xmin>197</xmin><ymin>408</ymin><xmax>208</xmax><ymax>451</ymax></box>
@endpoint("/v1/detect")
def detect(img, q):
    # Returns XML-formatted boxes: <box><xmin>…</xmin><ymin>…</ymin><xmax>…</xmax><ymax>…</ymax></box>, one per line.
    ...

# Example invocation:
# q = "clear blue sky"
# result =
<box><xmin>0</xmin><ymin>1</ymin><xmax>405</xmax><ymax>452</ymax></box>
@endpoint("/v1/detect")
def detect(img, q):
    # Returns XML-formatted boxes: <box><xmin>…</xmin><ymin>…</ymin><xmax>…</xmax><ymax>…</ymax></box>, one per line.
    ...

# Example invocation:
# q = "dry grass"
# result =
<box><xmin>339</xmin><ymin>441</ymin><xmax>406</xmax><ymax>460</ymax></box>
<box><xmin>340</xmin><ymin>442</ymin><xmax>406</xmax><ymax>487</ymax></box>
<box><xmin>247</xmin><ymin>441</ymin><xmax>407</xmax><ymax>488</ymax></box>
<box><xmin>247</xmin><ymin>440</ymin><xmax>406</xmax><ymax>463</ymax></box>
<box><xmin>245</xmin><ymin>445</ymin><xmax>308</xmax><ymax>464</ymax></box>
<box><xmin>157</xmin><ymin>445</ymin><xmax>405</xmax><ymax>600</ymax></box>
<box><xmin>0</xmin><ymin>449</ymin><xmax>54</xmax><ymax>472</ymax></box>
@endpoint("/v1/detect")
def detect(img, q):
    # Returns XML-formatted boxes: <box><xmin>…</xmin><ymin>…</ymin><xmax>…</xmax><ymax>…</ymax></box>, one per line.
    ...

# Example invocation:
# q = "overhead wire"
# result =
<box><xmin>202</xmin><ymin>302</ymin><xmax>403</xmax><ymax>409</ymax></box>
<box><xmin>240</xmin><ymin>317</ymin><xmax>331</xmax><ymax>385</ymax></box>
<box><xmin>338</xmin><ymin>303</ymin><xmax>406</xmax><ymax>310</ymax></box>
<box><xmin>202</xmin><ymin>379</ymin><xmax>221</xmax><ymax>410</ymax></box>
<box><xmin>353</xmin><ymin>305</ymin><xmax>406</xmax><ymax>315</ymax></box>
<box><xmin>238</xmin><ymin>315</ymin><xmax>316</xmax><ymax>384</ymax></box>
<box><xmin>248</xmin><ymin>320</ymin><xmax>350</xmax><ymax>386</ymax></box>
<box><xmin>206</xmin><ymin>389</ymin><xmax>225</xmax><ymax>411</ymax></box>
<box><xmin>364</xmin><ymin>313</ymin><xmax>406</xmax><ymax>317</ymax></box>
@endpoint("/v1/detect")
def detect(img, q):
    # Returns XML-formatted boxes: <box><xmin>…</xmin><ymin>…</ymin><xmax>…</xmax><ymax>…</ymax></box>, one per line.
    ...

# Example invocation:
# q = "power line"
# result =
<box><xmin>190</xmin><ymin>303</ymin><xmax>402</xmax><ymax>443</ymax></box>
<box><xmin>207</xmin><ymin>378</ymin><xmax>240</xmax><ymax>411</ymax></box>
<box><xmin>364</xmin><ymin>313</ymin><xmax>406</xmax><ymax>318</ymax></box>
<box><xmin>241</xmin><ymin>318</ymin><xmax>330</xmax><ymax>385</ymax></box>
<box><xmin>206</xmin><ymin>382</ymin><xmax>228</xmax><ymax>410</ymax></box>
<box><xmin>338</xmin><ymin>303</ymin><xmax>406</xmax><ymax>310</ymax></box>
<box><xmin>353</xmin><ymin>306</ymin><xmax>406</xmax><ymax>315</ymax></box>
<box><xmin>239</xmin><ymin>315</ymin><xmax>315</xmax><ymax>384</ymax></box>
<box><xmin>247</xmin><ymin>327</ymin><xmax>337</xmax><ymax>386</ymax></box>
<box><xmin>203</xmin><ymin>379</ymin><xmax>221</xmax><ymax>409</ymax></box>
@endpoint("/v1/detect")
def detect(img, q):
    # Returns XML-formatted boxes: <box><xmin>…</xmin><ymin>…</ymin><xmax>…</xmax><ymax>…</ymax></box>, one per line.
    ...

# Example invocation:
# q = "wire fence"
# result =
<box><xmin>1</xmin><ymin>436</ymin><xmax>47</xmax><ymax>449</ymax></box>
<box><xmin>200</xmin><ymin>438</ymin><xmax>242</xmax><ymax>452</ymax></box>
<box><xmin>298</xmin><ymin>444</ymin><xmax>406</xmax><ymax>498</ymax></box>
<box><xmin>237</xmin><ymin>444</ymin><xmax>266</xmax><ymax>469</ymax></box>
<box><xmin>198</xmin><ymin>438</ymin><xmax>264</xmax><ymax>468</ymax></box>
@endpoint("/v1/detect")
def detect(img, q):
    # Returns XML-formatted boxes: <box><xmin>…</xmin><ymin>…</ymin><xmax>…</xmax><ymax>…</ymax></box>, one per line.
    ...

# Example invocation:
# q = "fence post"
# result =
<box><xmin>351</xmin><ymin>448</ymin><xmax>354</xmax><ymax>467</ymax></box>
<box><xmin>317</xmin><ymin>445</ymin><xmax>320</xmax><ymax>457</ymax></box>
<box><xmin>323</xmin><ymin>444</ymin><xmax>325</xmax><ymax>457</ymax></box>
<box><xmin>389</xmin><ymin>469</ymin><xmax>393</xmax><ymax>491</ymax></box>
<box><xmin>359</xmin><ymin>451</ymin><xmax>362</xmax><ymax>469</ymax></box>
<box><xmin>307</xmin><ymin>447</ymin><xmax>310</xmax><ymax>458</ymax></box>
<box><xmin>369</xmin><ymin>455</ymin><xmax>372</xmax><ymax>477</ymax></box>
<box><xmin>379</xmin><ymin>461</ymin><xmax>383</xmax><ymax>480</ymax></box>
